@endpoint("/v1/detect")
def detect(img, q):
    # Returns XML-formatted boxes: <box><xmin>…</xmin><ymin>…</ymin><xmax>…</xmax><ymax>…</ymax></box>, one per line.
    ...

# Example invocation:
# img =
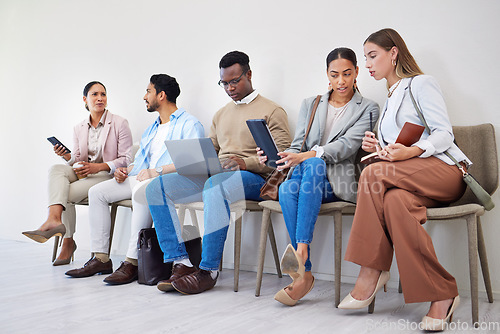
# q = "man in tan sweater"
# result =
<box><xmin>146</xmin><ymin>51</ymin><xmax>291</xmax><ymax>294</ymax></box>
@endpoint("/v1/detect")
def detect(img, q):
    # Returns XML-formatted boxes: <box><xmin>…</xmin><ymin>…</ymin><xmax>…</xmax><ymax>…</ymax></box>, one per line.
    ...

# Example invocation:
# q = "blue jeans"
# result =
<box><xmin>278</xmin><ymin>158</ymin><xmax>338</xmax><ymax>271</ymax></box>
<box><xmin>146</xmin><ymin>171</ymin><xmax>265</xmax><ymax>271</ymax></box>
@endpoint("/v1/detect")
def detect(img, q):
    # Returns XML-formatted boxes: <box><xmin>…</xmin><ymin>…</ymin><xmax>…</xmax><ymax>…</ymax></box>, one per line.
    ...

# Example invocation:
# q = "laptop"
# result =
<box><xmin>164</xmin><ymin>138</ymin><xmax>224</xmax><ymax>177</ymax></box>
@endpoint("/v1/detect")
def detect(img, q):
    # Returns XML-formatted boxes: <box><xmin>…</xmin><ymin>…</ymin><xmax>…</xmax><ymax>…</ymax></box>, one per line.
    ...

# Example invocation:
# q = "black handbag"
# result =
<box><xmin>137</xmin><ymin>225</ymin><xmax>202</xmax><ymax>285</ymax></box>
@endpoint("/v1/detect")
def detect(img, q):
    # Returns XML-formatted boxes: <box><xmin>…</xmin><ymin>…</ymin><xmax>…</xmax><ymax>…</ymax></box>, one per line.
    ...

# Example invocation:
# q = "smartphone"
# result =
<box><xmin>47</xmin><ymin>136</ymin><xmax>71</xmax><ymax>154</ymax></box>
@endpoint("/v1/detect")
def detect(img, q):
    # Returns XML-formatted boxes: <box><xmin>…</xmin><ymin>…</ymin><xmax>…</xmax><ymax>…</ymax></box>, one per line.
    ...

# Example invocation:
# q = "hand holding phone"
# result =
<box><xmin>47</xmin><ymin>136</ymin><xmax>71</xmax><ymax>154</ymax></box>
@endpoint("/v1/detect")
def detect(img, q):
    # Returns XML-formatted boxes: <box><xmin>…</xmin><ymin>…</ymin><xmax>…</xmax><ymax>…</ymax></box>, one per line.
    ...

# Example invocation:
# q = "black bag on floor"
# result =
<box><xmin>137</xmin><ymin>225</ymin><xmax>202</xmax><ymax>285</ymax></box>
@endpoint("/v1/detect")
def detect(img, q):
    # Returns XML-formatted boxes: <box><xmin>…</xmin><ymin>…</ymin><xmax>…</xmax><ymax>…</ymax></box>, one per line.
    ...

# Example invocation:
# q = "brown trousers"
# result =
<box><xmin>345</xmin><ymin>156</ymin><xmax>466</xmax><ymax>303</ymax></box>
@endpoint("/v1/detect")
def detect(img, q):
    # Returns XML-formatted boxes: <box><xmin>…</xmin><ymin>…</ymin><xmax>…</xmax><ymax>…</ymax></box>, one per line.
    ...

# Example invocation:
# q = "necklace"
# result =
<box><xmin>388</xmin><ymin>79</ymin><xmax>402</xmax><ymax>98</ymax></box>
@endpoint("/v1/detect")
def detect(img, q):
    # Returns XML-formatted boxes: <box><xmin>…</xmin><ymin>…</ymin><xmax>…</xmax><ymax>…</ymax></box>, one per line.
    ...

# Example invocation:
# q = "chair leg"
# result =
<box><xmin>108</xmin><ymin>203</ymin><xmax>118</xmax><ymax>254</ymax></box>
<box><xmin>188</xmin><ymin>209</ymin><xmax>200</xmax><ymax>231</ymax></box>
<box><xmin>177</xmin><ymin>205</ymin><xmax>186</xmax><ymax>225</ymax></box>
<box><xmin>333</xmin><ymin>211</ymin><xmax>342</xmax><ymax>308</ymax></box>
<box><xmin>477</xmin><ymin>217</ymin><xmax>493</xmax><ymax>303</ymax></box>
<box><xmin>466</xmin><ymin>214</ymin><xmax>479</xmax><ymax>327</ymax></box>
<box><xmin>218</xmin><ymin>211</ymin><xmax>223</xmax><ymax>272</ymax></box>
<box><xmin>255</xmin><ymin>208</ymin><xmax>272</xmax><ymax>297</ymax></box>
<box><xmin>234</xmin><ymin>212</ymin><xmax>243</xmax><ymax>292</ymax></box>
<box><xmin>267</xmin><ymin>220</ymin><xmax>282</xmax><ymax>278</ymax></box>
<box><xmin>52</xmin><ymin>236</ymin><xmax>59</xmax><ymax>262</ymax></box>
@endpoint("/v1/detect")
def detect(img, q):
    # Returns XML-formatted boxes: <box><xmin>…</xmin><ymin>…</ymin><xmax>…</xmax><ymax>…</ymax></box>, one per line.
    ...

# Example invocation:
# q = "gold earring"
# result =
<box><xmin>85</xmin><ymin>103</ymin><xmax>88</xmax><ymax>109</ymax></box>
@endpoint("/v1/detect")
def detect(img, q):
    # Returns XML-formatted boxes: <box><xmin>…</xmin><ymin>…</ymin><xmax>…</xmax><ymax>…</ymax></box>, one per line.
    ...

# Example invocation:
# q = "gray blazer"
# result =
<box><xmin>286</xmin><ymin>91</ymin><xmax>380</xmax><ymax>203</ymax></box>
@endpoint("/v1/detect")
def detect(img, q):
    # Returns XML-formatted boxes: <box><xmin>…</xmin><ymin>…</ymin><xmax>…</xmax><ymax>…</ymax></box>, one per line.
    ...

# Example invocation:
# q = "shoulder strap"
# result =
<box><xmin>300</xmin><ymin>95</ymin><xmax>321</xmax><ymax>152</ymax></box>
<box><xmin>407</xmin><ymin>78</ymin><xmax>466</xmax><ymax>174</ymax></box>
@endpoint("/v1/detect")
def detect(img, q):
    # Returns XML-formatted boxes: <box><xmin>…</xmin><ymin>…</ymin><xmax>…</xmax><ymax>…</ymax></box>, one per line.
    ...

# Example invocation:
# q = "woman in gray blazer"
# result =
<box><xmin>339</xmin><ymin>29</ymin><xmax>469</xmax><ymax>331</ymax></box>
<box><xmin>258</xmin><ymin>48</ymin><xmax>379</xmax><ymax>306</ymax></box>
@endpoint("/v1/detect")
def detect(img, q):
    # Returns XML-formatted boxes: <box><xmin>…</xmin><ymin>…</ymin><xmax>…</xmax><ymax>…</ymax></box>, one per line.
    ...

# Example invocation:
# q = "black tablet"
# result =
<box><xmin>246</xmin><ymin>119</ymin><xmax>283</xmax><ymax>169</ymax></box>
<box><xmin>47</xmin><ymin>136</ymin><xmax>71</xmax><ymax>154</ymax></box>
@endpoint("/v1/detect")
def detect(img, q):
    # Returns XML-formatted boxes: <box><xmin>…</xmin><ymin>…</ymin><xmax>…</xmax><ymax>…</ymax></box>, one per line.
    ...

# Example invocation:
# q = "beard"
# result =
<box><xmin>146</xmin><ymin>100</ymin><xmax>160</xmax><ymax>112</ymax></box>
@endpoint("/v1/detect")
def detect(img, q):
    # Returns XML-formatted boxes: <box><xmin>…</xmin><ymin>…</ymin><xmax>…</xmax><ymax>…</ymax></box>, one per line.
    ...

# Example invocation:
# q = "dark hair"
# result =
<box><xmin>326</xmin><ymin>47</ymin><xmax>357</xmax><ymax>68</ymax></box>
<box><xmin>364</xmin><ymin>28</ymin><xmax>423</xmax><ymax>78</ymax></box>
<box><xmin>149</xmin><ymin>74</ymin><xmax>181</xmax><ymax>103</ymax></box>
<box><xmin>83</xmin><ymin>81</ymin><xmax>106</xmax><ymax>97</ymax></box>
<box><xmin>219</xmin><ymin>51</ymin><xmax>250</xmax><ymax>73</ymax></box>
<box><xmin>83</xmin><ymin>81</ymin><xmax>106</xmax><ymax>111</ymax></box>
<box><xmin>326</xmin><ymin>47</ymin><xmax>359</xmax><ymax>92</ymax></box>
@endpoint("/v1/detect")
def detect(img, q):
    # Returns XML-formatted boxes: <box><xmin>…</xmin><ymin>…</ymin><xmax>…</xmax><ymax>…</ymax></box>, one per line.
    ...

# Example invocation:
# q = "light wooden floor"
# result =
<box><xmin>2</xmin><ymin>239</ymin><xmax>499</xmax><ymax>334</ymax></box>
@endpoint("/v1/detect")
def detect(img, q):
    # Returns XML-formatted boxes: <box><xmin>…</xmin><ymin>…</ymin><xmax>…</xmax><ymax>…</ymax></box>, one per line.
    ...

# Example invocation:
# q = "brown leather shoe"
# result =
<box><xmin>172</xmin><ymin>269</ymin><xmax>218</xmax><ymax>294</ymax></box>
<box><xmin>103</xmin><ymin>261</ymin><xmax>138</xmax><ymax>285</ymax></box>
<box><xmin>65</xmin><ymin>257</ymin><xmax>113</xmax><ymax>278</ymax></box>
<box><xmin>157</xmin><ymin>263</ymin><xmax>197</xmax><ymax>292</ymax></box>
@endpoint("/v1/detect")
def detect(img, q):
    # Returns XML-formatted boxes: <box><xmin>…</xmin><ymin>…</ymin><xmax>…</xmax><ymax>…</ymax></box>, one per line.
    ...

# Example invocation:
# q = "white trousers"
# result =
<box><xmin>88</xmin><ymin>176</ymin><xmax>154</xmax><ymax>259</ymax></box>
<box><xmin>48</xmin><ymin>164</ymin><xmax>111</xmax><ymax>238</ymax></box>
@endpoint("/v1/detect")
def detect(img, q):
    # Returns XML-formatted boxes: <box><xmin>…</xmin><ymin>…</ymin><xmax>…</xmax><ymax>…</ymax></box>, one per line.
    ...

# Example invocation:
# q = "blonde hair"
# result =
<box><xmin>364</xmin><ymin>28</ymin><xmax>423</xmax><ymax>80</ymax></box>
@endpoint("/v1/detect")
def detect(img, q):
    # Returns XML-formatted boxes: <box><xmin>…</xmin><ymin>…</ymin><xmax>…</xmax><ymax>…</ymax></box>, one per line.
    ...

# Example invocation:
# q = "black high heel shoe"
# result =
<box><xmin>22</xmin><ymin>224</ymin><xmax>66</xmax><ymax>243</ymax></box>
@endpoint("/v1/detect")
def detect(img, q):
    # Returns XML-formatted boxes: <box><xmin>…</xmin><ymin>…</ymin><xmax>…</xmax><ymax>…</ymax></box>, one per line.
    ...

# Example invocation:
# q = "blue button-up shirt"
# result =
<box><xmin>129</xmin><ymin>108</ymin><xmax>205</xmax><ymax>176</ymax></box>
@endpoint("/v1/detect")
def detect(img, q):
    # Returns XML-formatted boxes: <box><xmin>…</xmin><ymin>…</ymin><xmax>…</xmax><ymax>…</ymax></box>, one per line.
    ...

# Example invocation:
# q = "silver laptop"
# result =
<box><xmin>164</xmin><ymin>138</ymin><xmax>224</xmax><ymax>177</ymax></box>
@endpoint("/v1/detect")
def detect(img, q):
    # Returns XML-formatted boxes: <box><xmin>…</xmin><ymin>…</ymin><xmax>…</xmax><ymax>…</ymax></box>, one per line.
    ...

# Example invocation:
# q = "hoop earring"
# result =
<box><xmin>392</xmin><ymin>59</ymin><xmax>397</xmax><ymax>66</ymax></box>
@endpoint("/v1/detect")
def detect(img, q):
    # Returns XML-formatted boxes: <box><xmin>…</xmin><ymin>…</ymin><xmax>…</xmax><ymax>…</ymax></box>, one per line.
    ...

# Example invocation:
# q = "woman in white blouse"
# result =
<box><xmin>23</xmin><ymin>81</ymin><xmax>132</xmax><ymax>265</ymax></box>
<box><xmin>339</xmin><ymin>28</ymin><xmax>470</xmax><ymax>331</ymax></box>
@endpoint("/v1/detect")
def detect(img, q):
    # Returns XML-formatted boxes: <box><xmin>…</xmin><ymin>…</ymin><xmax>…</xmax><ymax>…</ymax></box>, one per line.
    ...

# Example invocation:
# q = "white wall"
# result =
<box><xmin>1</xmin><ymin>0</ymin><xmax>499</xmax><ymax>296</ymax></box>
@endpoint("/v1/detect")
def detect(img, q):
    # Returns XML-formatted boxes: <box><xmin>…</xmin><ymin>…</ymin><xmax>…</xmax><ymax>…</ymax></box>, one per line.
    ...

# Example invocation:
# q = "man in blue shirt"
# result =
<box><xmin>146</xmin><ymin>51</ymin><xmax>291</xmax><ymax>294</ymax></box>
<box><xmin>65</xmin><ymin>74</ymin><xmax>204</xmax><ymax>284</ymax></box>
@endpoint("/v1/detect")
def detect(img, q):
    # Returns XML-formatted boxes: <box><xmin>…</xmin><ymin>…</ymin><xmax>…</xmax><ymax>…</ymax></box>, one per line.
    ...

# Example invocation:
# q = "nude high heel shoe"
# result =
<box><xmin>22</xmin><ymin>224</ymin><xmax>66</xmax><ymax>243</ymax></box>
<box><xmin>338</xmin><ymin>271</ymin><xmax>390</xmax><ymax>309</ymax></box>
<box><xmin>280</xmin><ymin>244</ymin><xmax>305</xmax><ymax>282</ymax></box>
<box><xmin>274</xmin><ymin>276</ymin><xmax>315</xmax><ymax>306</ymax></box>
<box><xmin>52</xmin><ymin>241</ymin><xmax>77</xmax><ymax>266</ymax></box>
<box><xmin>274</xmin><ymin>244</ymin><xmax>311</xmax><ymax>306</ymax></box>
<box><xmin>420</xmin><ymin>296</ymin><xmax>460</xmax><ymax>331</ymax></box>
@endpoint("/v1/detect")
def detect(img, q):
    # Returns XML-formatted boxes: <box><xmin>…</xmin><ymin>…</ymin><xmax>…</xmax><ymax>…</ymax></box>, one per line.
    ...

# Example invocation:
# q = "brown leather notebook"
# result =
<box><xmin>361</xmin><ymin>122</ymin><xmax>425</xmax><ymax>164</ymax></box>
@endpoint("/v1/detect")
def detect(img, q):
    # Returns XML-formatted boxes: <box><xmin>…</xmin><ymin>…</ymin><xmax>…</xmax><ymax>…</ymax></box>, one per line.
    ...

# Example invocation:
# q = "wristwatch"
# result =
<box><xmin>155</xmin><ymin>166</ymin><xmax>163</xmax><ymax>175</ymax></box>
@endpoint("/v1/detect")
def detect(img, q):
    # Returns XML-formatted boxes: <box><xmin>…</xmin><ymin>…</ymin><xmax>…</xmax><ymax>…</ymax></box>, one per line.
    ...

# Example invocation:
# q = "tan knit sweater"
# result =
<box><xmin>209</xmin><ymin>94</ymin><xmax>291</xmax><ymax>177</ymax></box>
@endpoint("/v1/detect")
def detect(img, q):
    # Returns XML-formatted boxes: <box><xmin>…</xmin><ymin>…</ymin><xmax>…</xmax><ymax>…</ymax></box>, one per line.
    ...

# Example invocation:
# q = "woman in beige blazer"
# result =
<box><xmin>258</xmin><ymin>48</ymin><xmax>379</xmax><ymax>306</ymax></box>
<box><xmin>23</xmin><ymin>81</ymin><xmax>133</xmax><ymax>265</ymax></box>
